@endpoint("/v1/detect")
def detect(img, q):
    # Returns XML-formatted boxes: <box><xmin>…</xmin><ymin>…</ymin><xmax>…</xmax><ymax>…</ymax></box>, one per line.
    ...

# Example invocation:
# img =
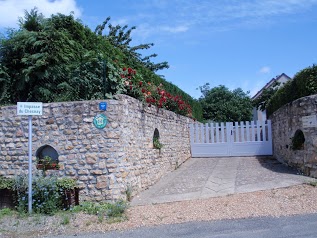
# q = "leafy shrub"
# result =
<box><xmin>14</xmin><ymin>174</ymin><xmax>61</xmax><ymax>214</ymax></box>
<box><xmin>106</xmin><ymin>200</ymin><xmax>127</xmax><ymax>218</ymax></box>
<box><xmin>56</xmin><ymin>178</ymin><xmax>77</xmax><ymax>190</ymax></box>
<box><xmin>267</xmin><ymin>64</ymin><xmax>317</xmax><ymax>116</ymax></box>
<box><xmin>72</xmin><ymin>200</ymin><xmax>128</xmax><ymax>220</ymax></box>
<box><xmin>153</xmin><ymin>137</ymin><xmax>163</xmax><ymax>149</ymax></box>
<box><xmin>13</xmin><ymin>173</ymin><xmax>78</xmax><ymax>215</ymax></box>
<box><xmin>0</xmin><ymin>176</ymin><xmax>14</xmax><ymax>190</ymax></box>
<box><xmin>0</xmin><ymin>10</ymin><xmax>203</xmax><ymax>121</ymax></box>
<box><xmin>0</xmin><ymin>208</ymin><xmax>15</xmax><ymax>219</ymax></box>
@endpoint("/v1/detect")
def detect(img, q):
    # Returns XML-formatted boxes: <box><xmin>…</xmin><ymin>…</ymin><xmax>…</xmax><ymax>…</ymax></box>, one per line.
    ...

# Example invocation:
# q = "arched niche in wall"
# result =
<box><xmin>35</xmin><ymin>145</ymin><xmax>59</xmax><ymax>170</ymax></box>
<box><xmin>153</xmin><ymin>128</ymin><xmax>163</xmax><ymax>149</ymax></box>
<box><xmin>291</xmin><ymin>129</ymin><xmax>305</xmax><ymax>150</ymax></box>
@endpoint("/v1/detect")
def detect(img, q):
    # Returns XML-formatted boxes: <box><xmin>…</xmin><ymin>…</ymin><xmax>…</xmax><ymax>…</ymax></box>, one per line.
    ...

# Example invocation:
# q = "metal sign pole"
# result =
<box><xmin>28</xmin><ymin>115</ymin><xmax>32</xmax><ymax>213</ymax></box>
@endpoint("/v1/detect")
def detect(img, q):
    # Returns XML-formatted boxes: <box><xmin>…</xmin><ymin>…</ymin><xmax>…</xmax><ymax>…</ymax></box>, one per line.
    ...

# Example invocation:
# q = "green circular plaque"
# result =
<box><xmin>93</xmin><ymin>114</ymin><xmax>108</xmax><ymax>129</ymax></box>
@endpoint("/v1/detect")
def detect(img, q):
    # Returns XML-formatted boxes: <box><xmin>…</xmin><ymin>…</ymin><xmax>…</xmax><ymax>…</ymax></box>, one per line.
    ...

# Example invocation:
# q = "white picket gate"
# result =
<box><xmin>189</xmin><ymin>120</ymin><xmax>272</xmax><ymax>157</ymax></box>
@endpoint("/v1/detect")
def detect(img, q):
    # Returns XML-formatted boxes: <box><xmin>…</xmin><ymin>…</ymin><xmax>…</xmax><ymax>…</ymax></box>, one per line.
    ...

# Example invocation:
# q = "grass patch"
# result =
<box><xmin>72</xmin><ymin>200</ymin><xmax>128</xmax><ymax>220</ymax></box>
<box><xmin>60</xmin><ymin>213</ymin><xmax>70</xmax><ymax>225</ymax></box>
<box><xmin>307</xmin><ymin>181</ymin><xmax>317</xmax><ymax>187</ymax></box>
<box><xmin>0</xmin><ymin>208</ymin><xmax>15</xmax><ymax>219</ymax></box>
<box><xmin>0</xmin><ymin>200</ymin><xmax>128</xmax><ymax>229</ymax></box>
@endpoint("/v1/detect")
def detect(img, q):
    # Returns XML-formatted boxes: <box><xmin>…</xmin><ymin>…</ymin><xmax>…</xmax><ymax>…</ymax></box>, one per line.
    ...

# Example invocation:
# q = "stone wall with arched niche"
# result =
<box><xmin>270</xmin><ymin>94</ymin><xmax>317</xmax><ymax>177</ymax></box>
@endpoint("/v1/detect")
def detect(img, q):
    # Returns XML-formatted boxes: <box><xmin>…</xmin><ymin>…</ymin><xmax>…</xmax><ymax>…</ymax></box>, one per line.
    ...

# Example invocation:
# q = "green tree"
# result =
<box><xmin>0</xmin><ymin>9</ymin><xmax>203</xmax><ymax>120</ymax></box>
<box><xmin>0</xmin><ymin>9</ymin><xmax>119</xmax><ymax>102</ymax></box>
<box><xmin>95</xmin><ymin>17</ymin><xmax>169</xmax><ymax>72</ymax></box>
<box><xmin>199</xmin><ymin>84</ymin><xmax>253</xmax><ymax>122</ymax></box>
<box><xmin>266</xmin><ymin>64</ymin><xmax>317</xmax><ymax>116</ymax></box>
<box><xmin>252</xmin><ymin>81</ymin><xmax>280</xmax><ymax>111</ymax></box>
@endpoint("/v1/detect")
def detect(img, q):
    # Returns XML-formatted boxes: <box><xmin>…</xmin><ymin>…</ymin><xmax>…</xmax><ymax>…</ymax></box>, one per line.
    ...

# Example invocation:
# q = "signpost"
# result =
<box><xmin>17</xmin><ymin>102</ymin><xmax>43</xmax><ymax>213</ymax></box>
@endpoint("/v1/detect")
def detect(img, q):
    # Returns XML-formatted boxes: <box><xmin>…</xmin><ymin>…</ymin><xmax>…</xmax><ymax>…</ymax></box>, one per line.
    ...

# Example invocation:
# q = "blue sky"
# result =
<box><xmin>1</xmin><ymin>0</ymin><xmax>317</xmax><ymax>99</ymax></box>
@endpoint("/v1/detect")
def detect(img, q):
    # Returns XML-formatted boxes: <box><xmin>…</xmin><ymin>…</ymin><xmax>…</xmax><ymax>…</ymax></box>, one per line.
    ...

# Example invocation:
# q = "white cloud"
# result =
<box><xmin>259</xmin><ymin>66</ymin><xmax>271</xmax><ymax>74</ymax></box>
<box><xmin>161</xmin><ymin>25</ymin><xmax>189</xmax><ymax>33</ymax></box>
<box><xmin>131</xmin><ymin>0</ymin><xmax>317</xmax><ymax>35</ymax></box>
<box><xmin>0</xmin><ymin>0</ymin><xmax>82</xmax><ymax>28</ymax></box>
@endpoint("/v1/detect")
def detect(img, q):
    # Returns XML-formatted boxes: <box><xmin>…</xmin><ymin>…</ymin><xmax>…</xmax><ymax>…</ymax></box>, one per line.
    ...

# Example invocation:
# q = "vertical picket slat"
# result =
<box><xmin>227</xmin><ymin>122</ymin><xmax>232</xmax><ymax>144</ymax></box>
<box><xmin>245</xmin><ymin>121</ymin><xmax>250</xmax><ymax>141</ymax></box>
<box><xmin>267</xmin><ymin>120</ymin><xmax>272</xmax><ymax>143</ymax></box>
<box><xmin>215</xmin><ymin>123</ymin><xmax>219</xmax><ymax>143</ymax></box>
<box><xmin>220</xmin><ymin>122</ymin><xmax>225</xmax><ymax>143</ymax></box>
<box><xmin>200</xmin><ymin>124</ymin><xmax>204</xmax><ymax>143</ymax></box>
<box><xmin>263</xmin><ymin>121</ymin><xmax>267</xmax><ymax>142</ymax></box>
<box><xmin>195</xmin><ymin>123</ymin><xmax>199</xmax><ymax>143</ymax></box>
<box><xmin>230</xmin><ymin>122</ymin><xmax>236</xmax><ymax>142</ymax></box>
<box><xmin>235</xmin><ymin>122</ymin><xmax>239</xmax><ymax>142</ymax></box>
<box><xmin>205</xmin><ymin>123</ymin><xmax>209</xmax><ymax>143</ymax></box>
<box><xmin>240</xmin><ymin>121</ymin><xmax>245</xmax><ymax>142</ymax></box>
<box><xmin>190</xmin><ymin>124</ymin><xmax>194</xmax><ymax>143</ymax></box>
<box><xmin>256</xmin><ymin>120</ymin><xmax>261</xmax><ymax>141</ymax></box>
<box><xmin>251</xmin><ymin>121</ymin><xmax>255</xmax><ymax>142</ymax></box>
<box><xmin>210</xmin><ymin>123</ymin><xmax>214</xmax><ymax>143</ymax></box>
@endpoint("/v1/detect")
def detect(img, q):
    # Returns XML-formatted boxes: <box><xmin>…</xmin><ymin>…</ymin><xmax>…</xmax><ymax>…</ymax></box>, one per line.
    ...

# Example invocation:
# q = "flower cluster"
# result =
<box><xmin>120</xmin><ymin>66</ymin><xmax>192</xmax><ymax>117</ymax></box>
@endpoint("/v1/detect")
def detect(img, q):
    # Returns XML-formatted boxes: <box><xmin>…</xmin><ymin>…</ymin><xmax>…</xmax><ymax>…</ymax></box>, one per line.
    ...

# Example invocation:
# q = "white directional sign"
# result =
<box><xmin>17</xmin><ymin>102</ymin><xmax>43</xmax><ymax>115</ymax></box>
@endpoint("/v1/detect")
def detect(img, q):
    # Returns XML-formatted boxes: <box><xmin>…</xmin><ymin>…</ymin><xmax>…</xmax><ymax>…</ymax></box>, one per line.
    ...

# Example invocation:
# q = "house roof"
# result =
<box><xmin>252</xmin><ymin>73</ymin><xmax>291</xmax><ymax>100</ymax></box>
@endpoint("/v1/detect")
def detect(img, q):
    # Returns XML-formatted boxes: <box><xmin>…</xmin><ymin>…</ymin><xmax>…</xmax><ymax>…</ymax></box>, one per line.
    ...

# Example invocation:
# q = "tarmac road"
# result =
<box><xmin>50</xmin><ymin>213</ymin><xmax>317</xmax><ymax>238</ymax></box>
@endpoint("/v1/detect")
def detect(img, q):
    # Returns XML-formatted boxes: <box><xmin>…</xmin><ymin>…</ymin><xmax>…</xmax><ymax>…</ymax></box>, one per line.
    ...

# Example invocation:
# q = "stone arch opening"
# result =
<box><xmin>35</xmin><ymin>145</ymin><xmax>59</xmax><ymax>170</ymax></box>
<box><xmin>153</xmin><ymin>128</ymin><xmax>163</xmax><ymax>149</ymax></box>
<box><xmin>291</xmin><ymin>129</ymin><xmax>305</xmax><ymax>150</ymax></box>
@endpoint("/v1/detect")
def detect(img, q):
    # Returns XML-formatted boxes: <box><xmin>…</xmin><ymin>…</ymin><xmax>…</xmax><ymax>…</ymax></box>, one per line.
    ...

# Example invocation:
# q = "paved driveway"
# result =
<box><xmin>131</xmin><ymin>156</ymin><xmax>315</xmax><ymax>206</ymax></box>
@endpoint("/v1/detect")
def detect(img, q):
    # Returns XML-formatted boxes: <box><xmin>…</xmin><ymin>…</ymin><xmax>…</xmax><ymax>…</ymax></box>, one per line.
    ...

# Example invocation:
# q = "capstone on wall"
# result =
<box><xmin>270</xmin><ymin>94</ymin><xmax>317</xmax><ymax>177</ymax></box>
<box><xmin>0</xmin><ymin>94</ymin><xmax>193</xmax><ymax>201</ymax></box>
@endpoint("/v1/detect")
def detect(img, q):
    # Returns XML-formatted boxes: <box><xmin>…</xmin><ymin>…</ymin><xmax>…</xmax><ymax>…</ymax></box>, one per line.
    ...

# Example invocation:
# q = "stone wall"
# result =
<box><xmin>0</xmin><ymin>94</ymin><xmax>193</xmax><ymax>201</ymax></box>
<box><xmin>270</xmin><ymin>94</ymin><xmax>317</xmax><ymax>177</ymax></box>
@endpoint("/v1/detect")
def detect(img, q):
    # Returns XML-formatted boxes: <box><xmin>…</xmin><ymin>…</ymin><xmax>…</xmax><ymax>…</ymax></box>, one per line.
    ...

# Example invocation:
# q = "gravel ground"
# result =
<box><xmin>1</xmin><ymin>184</ymin><xmax>317</xmax><ymax>238</ymax></box>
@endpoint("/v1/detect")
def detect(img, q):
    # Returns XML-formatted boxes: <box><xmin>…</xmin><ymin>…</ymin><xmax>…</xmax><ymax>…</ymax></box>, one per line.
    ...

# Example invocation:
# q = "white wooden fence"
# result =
<box><xmin>189</xmin><ymin>120</ymin><xmax>272</xmax><ymax>157</ymax></box>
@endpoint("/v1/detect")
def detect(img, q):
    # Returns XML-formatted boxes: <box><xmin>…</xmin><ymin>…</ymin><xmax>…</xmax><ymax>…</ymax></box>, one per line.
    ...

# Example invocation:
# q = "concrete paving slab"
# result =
<box><xmin>131</xmin><ymin>156</ymin><xmax>316</xmax><ymax>206</ymax></box>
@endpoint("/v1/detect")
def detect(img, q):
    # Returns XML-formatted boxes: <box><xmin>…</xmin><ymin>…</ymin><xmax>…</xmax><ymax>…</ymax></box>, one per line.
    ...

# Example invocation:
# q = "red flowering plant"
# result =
<box><xmin>120</xmin><ymin>66</ymin><xmax>144</xmax><ymax>99</ymax></box>
<box><xmin>120</xmin><ymin>66</ymin><xmax>192</xmax><ymax>117</ymax></box>
<box><xmin>139</xmin><ymin>82</ymin><xmax>192</xmax><ymax>117</ymax></box>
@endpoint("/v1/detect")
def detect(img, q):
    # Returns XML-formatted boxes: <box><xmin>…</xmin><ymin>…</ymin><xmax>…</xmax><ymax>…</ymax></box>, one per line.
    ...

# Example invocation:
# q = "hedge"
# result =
<box><xmin>267</xmin><ymin>64</ymin><xmax>317</xmax><ymax>116</ymax></box>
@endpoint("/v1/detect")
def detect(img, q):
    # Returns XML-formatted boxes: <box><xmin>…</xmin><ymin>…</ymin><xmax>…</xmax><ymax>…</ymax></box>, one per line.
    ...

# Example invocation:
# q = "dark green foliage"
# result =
<box><xmin>0</xmin><ymin>10</ymin><xmax>202</xmax><ymax>120</ymax></box>
<box><xmin>14</xmin><ymin>174</ymin><xmax>61</xmax><ymax>214</ymax></box>
<box><xmin>266</xmin><ymin>64</ymin><xmax>317</xmax><ymax>116</ymax></box>
<box><xmin>199</xmin><ymin>84</ymin><xmax>253</xmax><ymax>122</ymax></box>
<box><xmin>72</xmin><ymin>200</ymin><xmax>128</xmax><ymax>221</ymax></box>
<box><xmin>95</xmin><ymin>17</ymin><xmax>169</xmax><ymax>72</ymax></box>
<box><xmin>0</xmin><ymin>176</ymin><xmax>14</xmax><ymax>190</ymax></box>
<box><xmin>252</xmin><ymin>81</ymin><xmax>280</xmax><ymax>111</ymax></box>
<box><xmin>13</xmin><ymin>173</ymin><xmax>78</xmax><ymax>215</ymax></box>
<box><xmin>56</xmin><ymin>178</ymin><xmax>77</xmax><ymax>190</ymax></box>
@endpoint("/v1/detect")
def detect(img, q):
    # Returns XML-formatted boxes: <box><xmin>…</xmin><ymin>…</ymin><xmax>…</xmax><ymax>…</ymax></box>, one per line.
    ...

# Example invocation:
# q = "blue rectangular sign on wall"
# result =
<box><xmin>99</xmin><ymin>102</ymin><xmax>107</xmax><ymax>111</ymax></box>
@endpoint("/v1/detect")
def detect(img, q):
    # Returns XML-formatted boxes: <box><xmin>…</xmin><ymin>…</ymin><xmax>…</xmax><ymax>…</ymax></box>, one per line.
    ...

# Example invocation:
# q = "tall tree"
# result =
<box><xmin>199</xmin><ymin>84</ymin><xmax>253</xmax><ymax>122</ymax></box>
<box><xmin>0</xmin><ymin>10</ymin><xmax>123</xmax><ymax>103</ymax></box>
<box><xmin>95</xmin><ymin>17</ymin><xmax>169</xmax><ymax>72</ymax></box>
